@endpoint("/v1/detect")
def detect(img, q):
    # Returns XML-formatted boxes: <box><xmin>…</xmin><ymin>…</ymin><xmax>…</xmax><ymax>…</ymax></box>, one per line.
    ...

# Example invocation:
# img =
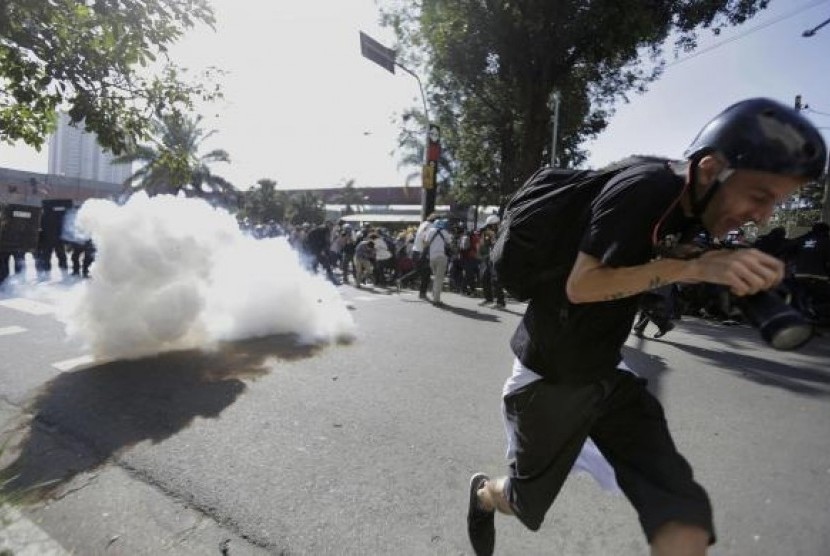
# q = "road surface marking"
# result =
<box><xmin>52</xmin><ymin>355</ymin><xmax>95</xmax><ymax>371</ymax></box>
<box><xmin>0</xmin><ymin>325</ymin><xmax>27</xmax><ymax>336</ymax></box>
<box><xmin>0</xmin><ymin>298</ymin><xmax>55</xmax><ymax>316</ymax></box>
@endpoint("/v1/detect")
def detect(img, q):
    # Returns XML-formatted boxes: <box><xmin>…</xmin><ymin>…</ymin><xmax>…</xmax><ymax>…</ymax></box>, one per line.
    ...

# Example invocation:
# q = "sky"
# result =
<box><xmin>0</xmin><ymin>0</ymin><xmax>828</xmax><ymax>190</ymax></box>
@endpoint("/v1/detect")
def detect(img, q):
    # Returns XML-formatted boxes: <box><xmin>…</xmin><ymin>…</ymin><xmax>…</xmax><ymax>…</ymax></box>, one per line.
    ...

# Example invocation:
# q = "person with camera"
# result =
<box><xmin>478</xmin><ymin>215</ymin><xmax>506</xmax><ymax>308</ymax></box>
<box><xmin>467</xmin><ymin>98</ymin><xmax>827</xmax><ymax>556</ymax></box>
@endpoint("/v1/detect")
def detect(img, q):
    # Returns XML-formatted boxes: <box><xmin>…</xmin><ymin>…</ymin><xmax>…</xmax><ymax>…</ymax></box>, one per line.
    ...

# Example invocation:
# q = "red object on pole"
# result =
<box><xmin>426</xmin><ymin>124</ymin><xmax>441</xmax><ymax>163</ymax></box>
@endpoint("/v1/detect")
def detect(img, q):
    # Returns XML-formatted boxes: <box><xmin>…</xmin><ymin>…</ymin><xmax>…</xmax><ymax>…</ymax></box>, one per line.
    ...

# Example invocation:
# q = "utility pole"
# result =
<box><xmin>548</xmin><ymin>90</ymin><xmax>561</xmax><ymax>167</ymax></box>
<box><xmin>794</xmin><ymin>94</ymin><xmax>809</xmax><ymax>112</ymax></box>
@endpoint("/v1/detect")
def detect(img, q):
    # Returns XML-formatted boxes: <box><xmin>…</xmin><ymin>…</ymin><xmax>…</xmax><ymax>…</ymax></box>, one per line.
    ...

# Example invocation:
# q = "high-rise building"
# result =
<box><xmin>48</xmin><ymin>113</ymin><xmax>132</xmax><ymax>185</ymax></box>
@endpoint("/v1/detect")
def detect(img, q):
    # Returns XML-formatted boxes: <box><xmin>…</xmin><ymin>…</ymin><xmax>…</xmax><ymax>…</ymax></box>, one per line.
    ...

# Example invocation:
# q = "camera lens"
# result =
<box><xmin>735</xmin><ymin>290</ymin><xmax>813</xmax><ymax>351</ymax></box>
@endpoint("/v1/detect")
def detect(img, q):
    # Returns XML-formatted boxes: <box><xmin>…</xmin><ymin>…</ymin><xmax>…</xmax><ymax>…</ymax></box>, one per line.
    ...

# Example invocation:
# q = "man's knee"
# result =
<box><xmin>650</xmin><ymin>521</ymin><xmax>709</xmax><ymax>556</ymax></box>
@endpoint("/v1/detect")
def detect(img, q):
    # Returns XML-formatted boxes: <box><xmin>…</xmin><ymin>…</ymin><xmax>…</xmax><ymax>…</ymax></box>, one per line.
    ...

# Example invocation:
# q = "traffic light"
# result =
<box><xmin>795</xmin><ymin>95</ymin><xmax>803</xmax><ymax>111</ymax></box>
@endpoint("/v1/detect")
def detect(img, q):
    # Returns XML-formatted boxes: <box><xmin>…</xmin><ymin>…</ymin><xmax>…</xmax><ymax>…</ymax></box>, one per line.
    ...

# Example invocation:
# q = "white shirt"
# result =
<box><xmin>412</xmin><ymin>220</ymin><xmax>432</xmax><ymax>253</ymax></box>
<box><xmin>374</xmin><ymin>237</ymin><xmax>392</xmax><ymax>261</ymax></box>
<box><xmin>424</xmin><ymin>228</ymin><xmax>449</xmax><ymax>260</ymax></box>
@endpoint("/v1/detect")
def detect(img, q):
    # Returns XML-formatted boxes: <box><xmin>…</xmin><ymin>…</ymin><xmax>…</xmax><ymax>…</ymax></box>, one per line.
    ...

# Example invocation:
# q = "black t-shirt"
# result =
<box><xmin>510</xmin><ymin>161</ymin><xmax>692</xmax><ymax>383</ymax></box>
<box><xmin>306</xmin><ymin>226</ymin><xmax>329</xmax><ymax>253</ymax></box>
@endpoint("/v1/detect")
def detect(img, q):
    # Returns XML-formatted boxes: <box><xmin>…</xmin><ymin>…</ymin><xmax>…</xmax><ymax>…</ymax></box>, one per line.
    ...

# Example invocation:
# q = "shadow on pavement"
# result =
<box><xmin>621</xmin><ymin>346</ymin><xmax>670</xmax><ymax>400</ymax></box>
<box><xmin>658</xmin><ymin>338</ymin><xmax>830</xmax><ymax>398</ymax></box>
<box><xmin>0</xmin><ymin>334</ymin><xmax>321</xmax><ymax>501</ymax></box>
<box><xmin>490</xmin><ymin>305</ymin><xmax>526</xmax><ymax>317</ymax></box>
<box><xmin>435</xmin><ymin>303</ymin><xmax>500</xmax><ymax>322</ymax></box>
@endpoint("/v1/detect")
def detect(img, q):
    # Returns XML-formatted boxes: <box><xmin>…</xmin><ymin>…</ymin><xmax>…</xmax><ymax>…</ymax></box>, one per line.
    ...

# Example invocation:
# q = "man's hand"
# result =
<box><xmin>688</xmin><ymin>248</ymin><xmax>784</xmax><ymax>296</ymax></box>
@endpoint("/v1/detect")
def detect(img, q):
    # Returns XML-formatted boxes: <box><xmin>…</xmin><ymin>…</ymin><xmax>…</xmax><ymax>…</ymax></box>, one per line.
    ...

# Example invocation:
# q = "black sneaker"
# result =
<box><xmin>467</xmin><ymin>473</ymin><xmax>495</xmax><ymax>556</ymax></box>
<box><xmin>653</xmin><ymin>322</ymin><xmax>675</xmax><ymax>338</ymax></box>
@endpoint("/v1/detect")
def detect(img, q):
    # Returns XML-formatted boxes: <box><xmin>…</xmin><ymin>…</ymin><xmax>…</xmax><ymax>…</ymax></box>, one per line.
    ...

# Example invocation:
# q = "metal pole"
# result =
<box><xmin>396</xmin><ymin>64</ymin><xmax>429</xmax><ymax>124</ymax></box>
<box><xmin>549</xmin><ymin>90</ymin><xmax>561</xmax><ymax>167</ymax></box>
<box><xmin>396</xmin><ymin>63</ymin><xmax>434</xmax><ymax>219</ymax></box>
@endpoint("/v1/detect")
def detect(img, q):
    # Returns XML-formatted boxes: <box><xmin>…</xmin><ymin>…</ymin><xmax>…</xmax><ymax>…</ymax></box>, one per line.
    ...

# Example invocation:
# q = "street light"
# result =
<box><xmin>359</xmin><ymin>31</ymin><xmax>435</xmax><ymax>219</ymax></box>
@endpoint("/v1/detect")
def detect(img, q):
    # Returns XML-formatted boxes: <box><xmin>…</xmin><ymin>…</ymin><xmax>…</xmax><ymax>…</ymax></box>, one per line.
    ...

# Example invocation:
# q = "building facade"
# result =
<box><xmin>48</xmin><ymin>113</ymin><xmax>132</xmax><ymax>185</ymax></box>
<box><xmin>0</xmin><ymin>167</ymin><xmax>122</xmax><ymax>206</ymax></box>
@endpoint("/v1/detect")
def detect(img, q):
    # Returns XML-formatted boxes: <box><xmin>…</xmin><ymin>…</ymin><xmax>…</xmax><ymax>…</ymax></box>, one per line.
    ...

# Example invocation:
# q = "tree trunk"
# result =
<box><xmin>498</xmin><ymin>118</ymin><xmax>516</xmax><ymax>201</ymax></box>
<box><xmin>517</xmin><ymin>91</ymin><xmax>552</xmax><ymax>184</ymax></box>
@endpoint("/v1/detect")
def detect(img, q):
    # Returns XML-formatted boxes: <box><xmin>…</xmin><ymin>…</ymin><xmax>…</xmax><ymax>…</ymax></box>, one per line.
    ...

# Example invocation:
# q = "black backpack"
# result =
<box><xmin>491</xmin><ymin>156</ymin><xmax>667</xmax><ymax>301</ymax></box>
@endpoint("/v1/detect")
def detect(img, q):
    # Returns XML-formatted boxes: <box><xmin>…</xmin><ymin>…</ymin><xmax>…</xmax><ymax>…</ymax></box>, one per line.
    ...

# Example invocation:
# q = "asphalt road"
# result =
<box><xmin>1</xmin><ymin>279</ymin><xmax>829</xmax><ymax>555</ymax></box>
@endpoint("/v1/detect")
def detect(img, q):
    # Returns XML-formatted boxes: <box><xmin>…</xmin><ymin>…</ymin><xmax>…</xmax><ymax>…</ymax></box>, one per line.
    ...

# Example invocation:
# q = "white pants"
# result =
<box><xmin>430</xmin><ymin>255</ymin><xmax>448</xmax><ymax>302</ymax></box>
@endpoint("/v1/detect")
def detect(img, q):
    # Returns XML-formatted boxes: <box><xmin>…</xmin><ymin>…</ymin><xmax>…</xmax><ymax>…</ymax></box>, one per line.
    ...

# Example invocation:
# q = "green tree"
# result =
<box><xmin>0</xmin><ymin>0</ymin><xmax>223</xmax><ymax>153</ymax></box>
<box><xmin>383</xmin><ymin>0</ymin><xmax>770</xmax><ymax>201</ymax></box>
<box><xmin>240</xmin><ymin>178</ymin><xmax>287</xmax><ymax>224</ymax></box>
<box><xmin>285</xmin><ymin>191</ymin><xmax>325</xmax><ymax>226</ymax></box>
<box><xmin>115</xmin><ymin>113</ymin><xmax>236</xmax><ymax>201</ymax></box>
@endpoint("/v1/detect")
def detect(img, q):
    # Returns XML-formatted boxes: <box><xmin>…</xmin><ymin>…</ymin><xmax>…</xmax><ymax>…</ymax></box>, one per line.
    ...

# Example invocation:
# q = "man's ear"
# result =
<box><xmin>694</xmin><ymin>155</ymin><xmax>727</xmax><ymax>187</ymax></box>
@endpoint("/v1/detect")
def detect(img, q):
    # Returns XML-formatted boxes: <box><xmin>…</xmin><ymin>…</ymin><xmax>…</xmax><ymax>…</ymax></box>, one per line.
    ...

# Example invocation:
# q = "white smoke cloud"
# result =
<box><xmin>62</xmin><ymin>193</ymin><xmax>355</xmax><ymax>361</ymax></box>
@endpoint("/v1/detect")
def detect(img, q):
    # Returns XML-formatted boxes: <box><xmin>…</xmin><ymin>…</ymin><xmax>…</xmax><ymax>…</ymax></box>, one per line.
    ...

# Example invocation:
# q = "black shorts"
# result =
<box><xmin>502</xmin><ymin>371</ymin><xmax>715</xmax><ymax>544</ymax></box>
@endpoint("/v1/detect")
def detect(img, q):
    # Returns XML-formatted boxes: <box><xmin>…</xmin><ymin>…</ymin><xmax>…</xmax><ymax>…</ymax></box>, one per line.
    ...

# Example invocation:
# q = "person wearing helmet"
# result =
<box><xmin>467</xmin><ymin>98</ymin><xmax>827</xmax><ymax>556</ymax></box>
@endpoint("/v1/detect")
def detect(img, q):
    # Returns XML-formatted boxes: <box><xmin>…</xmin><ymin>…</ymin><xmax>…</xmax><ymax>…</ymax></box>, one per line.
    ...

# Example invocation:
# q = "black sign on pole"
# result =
<box><xmin>359</xmin><ymin>31</ymin><xmax>396</xmax><ymax>74</ymax></box>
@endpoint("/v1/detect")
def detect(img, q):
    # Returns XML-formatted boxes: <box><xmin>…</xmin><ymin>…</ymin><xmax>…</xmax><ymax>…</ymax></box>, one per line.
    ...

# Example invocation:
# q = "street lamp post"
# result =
<box><xmin>359</xmin><ymin>31</ymin><xmax>436</xmax><ymax>220</ymax></box>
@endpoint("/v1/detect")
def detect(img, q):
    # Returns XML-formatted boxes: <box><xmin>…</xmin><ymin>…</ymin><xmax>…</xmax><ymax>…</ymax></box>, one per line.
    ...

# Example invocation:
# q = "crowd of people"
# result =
<box><xmin>4</xmin><ymin>204</ymin><xmax>828</xmax><ymax>329</ymax></box>
<box><xmin>237</xmin><ymin>210</ymin><xmax>830</xmax><ymax>326</ymax></box>
<box><xmin>248</xmin><ymin>215</ymin><xmax>510</xmax><ymax>309</ymax></box>
<box><xmin>0</xmin><ymin>233</ymin><xmax>95</xmax><ymax>287</ymax></box>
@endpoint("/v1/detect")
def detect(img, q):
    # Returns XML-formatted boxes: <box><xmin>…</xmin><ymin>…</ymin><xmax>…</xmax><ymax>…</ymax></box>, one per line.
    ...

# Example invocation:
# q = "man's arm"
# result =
<box><xmin>566</xmin><ymin>248</ymin><xmax>786</xmax><ymax>304</ymax></box>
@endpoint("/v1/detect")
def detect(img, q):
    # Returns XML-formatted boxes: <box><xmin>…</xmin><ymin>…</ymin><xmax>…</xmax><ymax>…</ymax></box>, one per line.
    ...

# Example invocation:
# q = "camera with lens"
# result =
<box><xmin>733</xmin><ymin>288</ymin><xmax>813</xmax><ymax>351</ymax></box>
<box><xmin>673</xmin><ymin>237</ymin><xmax>813</xmax><ymax>351</ymax></box>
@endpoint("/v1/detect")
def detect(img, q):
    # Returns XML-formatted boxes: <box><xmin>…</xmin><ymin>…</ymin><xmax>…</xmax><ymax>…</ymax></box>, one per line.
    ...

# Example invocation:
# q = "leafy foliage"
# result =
<box><xmin>239</xmin><ymin>183</ymin><xmax>327</xmax><ymax>226</ymax></box>
<box><xmin>115</xmin><ymin>113</ymin><xmax>236</xmax><ymax>203</ymax></box>
<box><xmin>285</xmin><ymin>191</ymin><xmax>325</xmax><ymax>226</ymax></box>
<box><xmin>773</xmin><ymin>179</ymin><xmax>830</xmax><ymax>229</ymax></box>
<box><xmin>239</xmin><ymin>179</ymin><xmax>287</xmax><ymax>224</ymax></box>
<box><xmin>382</xmin><ymin>0</ymin><xmax>770</xmax><ymax>205</ymax></box>
<box><xmin>0</xmin><ymin>0</ymin><xmax>223</xmax><ymax>153</ymax></box>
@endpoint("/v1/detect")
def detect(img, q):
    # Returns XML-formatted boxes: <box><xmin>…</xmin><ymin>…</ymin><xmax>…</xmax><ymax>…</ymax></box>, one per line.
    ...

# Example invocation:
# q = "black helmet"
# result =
<box><xmin>684</xmin><ymin>98</ymin><xmax>827</xmax><ymax>181</ymax></box>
